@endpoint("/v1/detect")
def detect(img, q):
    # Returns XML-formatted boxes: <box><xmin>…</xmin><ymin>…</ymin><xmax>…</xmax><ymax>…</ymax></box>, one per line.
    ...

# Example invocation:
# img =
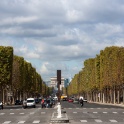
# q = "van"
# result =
<box><xmin>26</xmin><ymin>98</ymin><xmax>36</xmax><ymax>108</ymax></box>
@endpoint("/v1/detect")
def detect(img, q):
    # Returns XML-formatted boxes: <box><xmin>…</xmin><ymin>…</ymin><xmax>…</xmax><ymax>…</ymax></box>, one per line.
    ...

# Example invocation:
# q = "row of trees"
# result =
<box><xmin>67</xmin><ymin>46</ymin><xmax>124</xmax><ymax>104</ymax></box>
<box><xmin>0</xmin><ymin>46</ymin><xmax>51</xmax><ymax>104</ymax></box>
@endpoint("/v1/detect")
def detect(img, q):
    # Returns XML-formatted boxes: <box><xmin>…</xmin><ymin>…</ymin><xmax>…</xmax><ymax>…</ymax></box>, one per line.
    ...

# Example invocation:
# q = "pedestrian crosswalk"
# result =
<box><xmin>1</xmin><ymin>119</ymin><xmax>123</xmax><ymax>123</ymax></box>
<box><xmin>80</xmin><ymin>119</ymin><xmax>120</xmax><ymax>123</ymax></box>
<box><xmin>2</xmin><ymin>120</ymin><xmax>40</xmax><ymax>123</ymax></box>
<box><xmin>0</xmin><ymin>107</ymin><xmax>124</xmax><ymax>123</ymax></box>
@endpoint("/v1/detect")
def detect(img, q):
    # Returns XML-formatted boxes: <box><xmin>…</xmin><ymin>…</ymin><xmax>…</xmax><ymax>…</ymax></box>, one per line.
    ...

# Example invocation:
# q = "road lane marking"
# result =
<box><xmin>0</xmin><ymin>113</ymin><xmax>5</xmax><ymax>115</ymax></box>
<box><xmin>73</xmin><ymin>112</ymin><xmax>77</xmax><ymax>113</ymax></box>
<box><xmin>110</xmin><ymin>120</ymin><xmax>117</xmax><ymax>122</ymax></box>
<box><xmin>18</xmin><ymin>121</ymin><xmax>25</xmax><ymax>123</ymax></box>
<box><xmin>10</xmin><ymin>113</ymin><xmax>14</xmax><ymax>115</ymax></box>
<box><xmin>20</xmin><ymin>113</ymin><xmax>24</xmax><ymax>114</ymax></box>
<box><xmin>103</xmin><ymin>112</ymin><xmax>108</xmax><ymax>113</ymax></box>
<box><xmin>2</xmin><ymin>121</ymin><xmax>11</xmax><ymax>123</ymax></box>
<box><xmin>80</xmin><ymin>120</ymin><xmax>87</xmax><ymax>122</ymax></box>
<box><xmin>113</xmin><ymin>112</ymin><xmax>118</xmax><ymax>114</ymax></box>
<box><xmin>93</xmin><ymin>112</ymin><xmax>98</xmax><ymax>113</ymax></box>
<box><xmin>33</xmin><ymin>120</ymin><xmax>40</xmax><ymax>123</ymax></box>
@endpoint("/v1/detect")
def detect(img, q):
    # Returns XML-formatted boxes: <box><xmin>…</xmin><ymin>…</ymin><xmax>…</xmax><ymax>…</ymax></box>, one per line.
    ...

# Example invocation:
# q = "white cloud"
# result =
<box><xmin>0</xmin><ymin>0</ymin><xmax>124</xmax><ymax>81</ymax></box>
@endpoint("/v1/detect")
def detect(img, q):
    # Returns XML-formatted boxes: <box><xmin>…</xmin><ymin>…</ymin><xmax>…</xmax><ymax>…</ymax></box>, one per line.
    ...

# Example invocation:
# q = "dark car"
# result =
<box><xmin>15</xmin><ymin>100</ymin><xmax>22</xmax><ymax>105</ymax></box>
<box><xmin>35</xmin><ymin>99</ymin><xmax>39</xmax><ymax>104</ymax></box>
<box><xmin>43</xmin><ymin>99</ymin><xmax>53</xmax><ymax>108</ymax></box>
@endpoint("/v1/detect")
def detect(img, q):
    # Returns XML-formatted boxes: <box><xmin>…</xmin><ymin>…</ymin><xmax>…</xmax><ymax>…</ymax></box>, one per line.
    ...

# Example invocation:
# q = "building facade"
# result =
<box><xmin>50</xmin><ymin>77</ymin><xmax>65</xmax><ymax>90</ymax></box>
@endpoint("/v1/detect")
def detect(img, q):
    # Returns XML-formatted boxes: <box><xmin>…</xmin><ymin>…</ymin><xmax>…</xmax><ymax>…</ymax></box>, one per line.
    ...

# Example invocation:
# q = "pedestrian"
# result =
<box><xmin>41</xmin><ymin>99</ymin><xmax>44</xmax><ymax>108</ymax></box>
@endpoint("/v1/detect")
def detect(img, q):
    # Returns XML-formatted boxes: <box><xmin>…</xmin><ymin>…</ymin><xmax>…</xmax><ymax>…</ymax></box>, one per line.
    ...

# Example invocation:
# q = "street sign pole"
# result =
<box><xmin>57</xmin><ymin>70</ymin><xmax>61</xmax><ymax>118</ymax></box>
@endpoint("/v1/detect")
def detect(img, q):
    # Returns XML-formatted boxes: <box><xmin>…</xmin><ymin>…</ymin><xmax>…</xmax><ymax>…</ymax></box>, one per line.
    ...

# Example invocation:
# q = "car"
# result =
<box><xmin>35</xmin><ymin>98</ymin><xmax>39</xmax><ymax>104</ymax></box>
<box><xmin>15</xmin><ymin>100</ymin><xmax>22</xmax><ymax>105</ymax></box>
<box><xmin>26</xmin><ymin>98</ymin><xmax>36</xmax><ymax>108</ymax></box>
<box><xmin>62</xmin><ymin>97</ymin><xmax>68</xmax><ymax>101</ymax></box>
<box><xmin>68</xmin><ymin>98</ymin><xmax>73</xmax><ymax>102</ymax></box>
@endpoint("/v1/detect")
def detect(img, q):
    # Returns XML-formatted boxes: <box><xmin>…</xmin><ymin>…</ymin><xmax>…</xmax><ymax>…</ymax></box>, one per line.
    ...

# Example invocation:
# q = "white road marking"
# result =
<box><xmin>93</xmin><ymin>112</ymin><xmax>98</xmax><ymax>113</ymax></box>
<box><xmin>110</xmin><ymin>120</ymin><xmax>117</xmax><ymax>122</ymax></box>
<box><xmin>103</xmin><ymin>112</ymin><xmax>108</xmax><ymax>113</ymax></box>
<box><xmin>20</xmin><ymin>113</ymin><xmax>24</xmax><ymax>114</ymax></box>
<box><xmin>113</xmin><ymin>112</ymin><xmax>117</xmax><ymax>114</ymax></box>
<box><xmin>80</xmin><ymin>120</ymin><xmax>87</xmax><ymax>122</ymax></box>
<box><xmin>0</xmin><ymin>113</ymin><xmax>5</xmax><ymax>115</ymax></box>
<box><xmin>73</xmin><ymin>112</ymin><xmax>77</xmax><ymax>113</ymax></box>
<box><xmin>10</xmin><ymin>113</ymin><xmax>14</xmax><ymax>115</ymax></box>
<box><xmin>33</xmin><ymin>120</ymin><xmax>40</xmax><ymax>123</ymax></box>
<box><xmin>18</xmin><ymin>121</ymin><xmax>25</xmax><ymax>123</ymax></box>
<box><xmin>2</xmin><ymin>121</ymin><xmax>11</xmax><ymax>123</ymax></box>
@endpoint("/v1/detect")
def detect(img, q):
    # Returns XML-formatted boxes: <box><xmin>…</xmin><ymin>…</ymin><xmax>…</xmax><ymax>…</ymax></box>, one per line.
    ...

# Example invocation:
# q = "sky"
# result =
<box><xmin>0</xmin><ymin>0</ymin><xmax>124</xmax><ymax>82</ymax></box>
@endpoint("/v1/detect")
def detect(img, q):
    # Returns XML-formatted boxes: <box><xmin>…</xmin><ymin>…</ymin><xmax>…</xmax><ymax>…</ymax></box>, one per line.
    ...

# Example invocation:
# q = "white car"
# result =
<box><xmin>26</xmin><ymin>98</ymin><xmax>36</xmax><ymax>108</ymax></box>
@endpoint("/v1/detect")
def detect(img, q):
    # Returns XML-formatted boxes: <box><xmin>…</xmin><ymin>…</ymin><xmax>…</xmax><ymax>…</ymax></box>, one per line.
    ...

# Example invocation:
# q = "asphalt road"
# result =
<box><xmin>0</xmin><ymin>102</ymin><xmax>124</xmax><ymax>124</ymax></box>
<box><xmin>61</xmin><ymin>101</ymin><xmax>124</xmax><ymax>124</ymax></box>
<box><xmin>0</xmin><ymin>104</ymin><xmax>55</xmax><ymax>124</ymax></box>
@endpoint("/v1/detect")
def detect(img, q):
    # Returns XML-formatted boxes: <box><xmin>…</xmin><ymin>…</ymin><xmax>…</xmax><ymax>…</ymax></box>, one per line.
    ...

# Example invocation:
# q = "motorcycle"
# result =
<box><xmin>0</xmin><ymin>101</ymin><xmax>3</xmax><ymax>110</ymax></box>
<box><xmin>80</xmin><ymin>103</ymin><xmax>83</xmax><ymax>107</ymax></box>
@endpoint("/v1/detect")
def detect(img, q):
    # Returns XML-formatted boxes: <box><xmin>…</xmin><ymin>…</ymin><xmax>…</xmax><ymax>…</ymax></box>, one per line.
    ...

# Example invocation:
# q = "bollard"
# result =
<box><xmin>57</xmin><ymin>102</ymin><xmax>61</xmax><ymax>118</ymax></box>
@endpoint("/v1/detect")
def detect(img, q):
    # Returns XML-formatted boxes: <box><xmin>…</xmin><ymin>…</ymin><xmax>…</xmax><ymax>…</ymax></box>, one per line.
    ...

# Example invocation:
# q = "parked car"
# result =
<box><xmin>15</xmin><ymin>100</ymin><xmax>22</xmax><ymax>105</ymax></box>
<box><xmin>26</xmin><ymin>98</ymin><xmax>36</xmax><ymax>108</ymax></box>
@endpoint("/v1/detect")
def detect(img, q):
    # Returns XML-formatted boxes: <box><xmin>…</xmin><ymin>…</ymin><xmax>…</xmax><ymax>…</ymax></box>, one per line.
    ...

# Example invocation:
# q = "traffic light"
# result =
<box><xmin>57</xmin><ymin>70</ymin><xmax>61</xmax><ymax>84</ymax></box>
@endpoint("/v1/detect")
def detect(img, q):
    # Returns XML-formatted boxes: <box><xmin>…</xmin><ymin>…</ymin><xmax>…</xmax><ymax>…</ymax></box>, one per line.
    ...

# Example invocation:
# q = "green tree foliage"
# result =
<box><xmin>67</xmin><ymin>46</ymin><xmax>124</xmax><ymax>98</ymax></box>
<box><xmin>0</xmin><ymin>46</ymin><xmax>13</xmax><ymax>88</ymax></box>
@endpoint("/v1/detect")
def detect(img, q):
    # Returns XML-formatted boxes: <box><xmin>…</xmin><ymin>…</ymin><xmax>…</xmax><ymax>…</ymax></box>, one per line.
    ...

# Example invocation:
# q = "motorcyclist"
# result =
<box><xmin>0</xmin><ymin>101</ymin><xmax>3</xmax><ymax>110</ymax></box>
<box><xmin>80</xmin><ymin>98</ymin><xmax>84</xmax><ymax>107</ymax></box>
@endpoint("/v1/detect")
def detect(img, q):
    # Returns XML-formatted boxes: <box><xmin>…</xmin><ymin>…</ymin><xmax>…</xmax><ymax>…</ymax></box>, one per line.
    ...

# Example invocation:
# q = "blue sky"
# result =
<box><xmin>0</xmin><ymin>0</ymin><xmax>124</xmax><ymax>81</ymax></box>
